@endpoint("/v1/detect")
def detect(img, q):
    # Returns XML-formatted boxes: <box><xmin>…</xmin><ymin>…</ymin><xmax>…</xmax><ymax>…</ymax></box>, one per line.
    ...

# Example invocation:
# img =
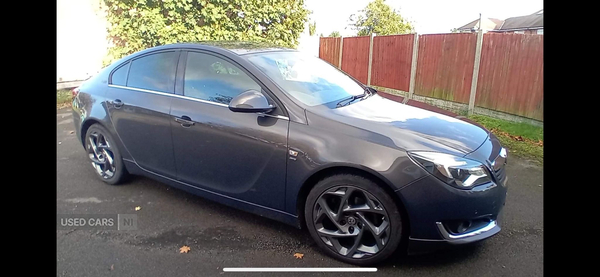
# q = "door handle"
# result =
<box><xmin>175</xmin><ymin>116</ymin><xmax>195</xmax><ymax>127</ymax></box>
<box><xmin>111</xmin><ymin>99</ymin><xmax>124</xmax><ymax>108</ymax></box>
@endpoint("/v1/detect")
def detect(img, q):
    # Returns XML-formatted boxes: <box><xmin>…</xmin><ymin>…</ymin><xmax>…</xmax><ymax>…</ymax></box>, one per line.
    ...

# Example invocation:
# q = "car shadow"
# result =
<box><xmin>128</xmin><ymin>175</ymin><xmax>314</xmax><ymax>243</ymax></box>
<box><xmin>128</xmin><ymin>174</ymin><xmax>483</xmax><ymax>266</ymax></box>
<box><xmin>382</xmin><ymin>242</ymin><xmax>483</xmax><ymax>268</ymax></box>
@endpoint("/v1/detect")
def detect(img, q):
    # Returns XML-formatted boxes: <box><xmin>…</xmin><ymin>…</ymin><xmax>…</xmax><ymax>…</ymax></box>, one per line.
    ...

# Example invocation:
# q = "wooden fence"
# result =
<box><xmin>475</xmin><ymin>33</ymin><xmax>544</xmax><ymax>120</ymax></box>
<box><xmin>340</xmin><ymin>36</ymin><xmax>370</xmax><ymax>84</ymax></box>
<box><xmin>318</xmin><ymin>37</ymin><xmax>341</xmax><ymax>67</ymax></box>
<box><xmin>318</xmin><ymin>32</ymin><xmax>544</xmax><ymax>121</ymax></box>
<box><xmin>371</xmin><ymin>34</ymin><xmax>414</xmax><ymax>92</ymax></box>
<box><xmin>414</xmin><ymin>33</ymin><xmax>477</xmax><ymax>104</ymax></box>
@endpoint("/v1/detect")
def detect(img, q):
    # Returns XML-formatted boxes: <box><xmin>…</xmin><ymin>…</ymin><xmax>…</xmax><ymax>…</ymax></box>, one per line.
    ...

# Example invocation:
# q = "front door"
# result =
<box><xmin>169</xmin><ymin>51</ymin><xmax>289</xmax><ymax>210</ymax></box>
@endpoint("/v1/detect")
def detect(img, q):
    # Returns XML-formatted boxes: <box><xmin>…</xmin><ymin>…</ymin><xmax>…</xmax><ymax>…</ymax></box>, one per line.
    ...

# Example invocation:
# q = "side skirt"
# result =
<box><xmin>123</xmin><ymin>159</ymin><xmax>300</xmax><ymax>228</ymax></box>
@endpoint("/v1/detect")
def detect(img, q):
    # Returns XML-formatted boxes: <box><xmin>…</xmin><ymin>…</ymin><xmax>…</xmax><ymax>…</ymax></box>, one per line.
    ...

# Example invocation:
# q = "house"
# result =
<box><xmin>455</xmin><ymin>17</ymin><xmax>504</xmax><ymax>33</ymax></box>
<box><xmin>454</xmin><ymin>9</ymin><xmax>543</xmax><ymax>35</ymax></box>
<box><xmin>493</xmin><ymin>9</ymin><xmax>543</xmax><ymax>34</ymax></box>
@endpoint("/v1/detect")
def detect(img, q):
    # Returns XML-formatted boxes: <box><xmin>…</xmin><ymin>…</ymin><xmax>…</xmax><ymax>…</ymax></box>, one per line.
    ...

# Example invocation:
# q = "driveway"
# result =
<box><xmin>57</xmin><ymin>107</ymin><xmax>543</xmax><ymax>276</ymax></box>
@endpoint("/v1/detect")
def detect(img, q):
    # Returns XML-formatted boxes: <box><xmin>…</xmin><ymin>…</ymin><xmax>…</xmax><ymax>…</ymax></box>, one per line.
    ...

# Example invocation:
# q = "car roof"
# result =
<box><xmin>147</xmin><ymin>41</ymin><xmax>297</xmax><ymax>56</ymax></box>
<box><xmin>106</xmin><ymin>41</ymin><xmax>299</xmax><ymax>73</ymax></box>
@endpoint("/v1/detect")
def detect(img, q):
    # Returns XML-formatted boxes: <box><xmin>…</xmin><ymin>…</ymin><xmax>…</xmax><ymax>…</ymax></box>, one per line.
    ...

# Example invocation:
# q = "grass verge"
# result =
<box><xmin>468</xmin><ymin>114</ymin><xmax>543</xmax><ymax>164</ymax></box>
<box><xmin>57</xmin><ymin>89</ymin><xmax>72</xmax><ymax>109</ymax></box>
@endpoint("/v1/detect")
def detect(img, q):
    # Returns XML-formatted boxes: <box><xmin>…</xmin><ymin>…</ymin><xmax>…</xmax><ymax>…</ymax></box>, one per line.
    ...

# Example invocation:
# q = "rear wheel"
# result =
<box><xmin>305</xmin><ymin>174</ymin><xmax>403</xmax><ymax>265</ymax></box>
<box><xmin>84</xmin><ymin>124</ymin><xmax>127</xmax><ymax>185</ymax></box>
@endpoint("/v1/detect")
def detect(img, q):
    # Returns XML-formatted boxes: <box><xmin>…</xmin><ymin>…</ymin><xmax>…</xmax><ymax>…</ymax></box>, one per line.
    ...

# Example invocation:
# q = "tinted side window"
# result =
<box><xmin>110</xmin><ymin>62</ymin><xmax>129</xmax><ymax>86</ymax></box>
<box><xmin>184</xmin><ymin>52</ymin><xmax>261</xmax><ymax>105</ymax></box>
<box><xmin>127</xmin><ymin>51</ymin><xmax>179</xmax><ymax>93</ymax></box>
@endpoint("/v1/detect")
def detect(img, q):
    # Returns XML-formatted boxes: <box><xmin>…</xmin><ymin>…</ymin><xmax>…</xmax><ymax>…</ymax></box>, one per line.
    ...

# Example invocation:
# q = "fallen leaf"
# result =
<box><xmin>69</xmin><ymin>131</ymin><xmax>74</xmax><ymax>134</ymax></box>
<box><xmin>110</xmin><ymin>264</ymin><xmax>114</xmax><ymax>270</ymax></box>
<box><xmin>135</xmin><ymin>206</ymin><xmax>141</xmax><ymax>211</ymax></box>
<box><xmin>58</xmin><ymin>141</ymin><xmax>62</xmax><ymax>145</ymax></box>
<box><xmin>179</xmin><ymin>245</ymin><xmax>191</xmax><ymax>253</ymax></box>
<box><xmin>293</xmin><ymin>252</ymin><xmax>304</xmax><ymax>259</ymax></box>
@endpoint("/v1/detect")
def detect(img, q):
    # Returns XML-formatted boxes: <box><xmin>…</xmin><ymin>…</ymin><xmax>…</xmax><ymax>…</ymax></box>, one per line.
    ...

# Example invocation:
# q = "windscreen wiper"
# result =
<box><xmin>335</xmin><ymin>87</ymin><xmax>372</xmax><ymax>108</ymax></box>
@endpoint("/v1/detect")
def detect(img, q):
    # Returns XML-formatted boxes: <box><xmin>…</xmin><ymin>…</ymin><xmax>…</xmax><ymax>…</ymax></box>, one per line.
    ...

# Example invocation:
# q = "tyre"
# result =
<box><xmin>304</xmin><ymin>174</ymin><xmax>403</xmax><ymax>265</ymax></box>
<box><xmin>84</xmin><ymin>124</ymin><xmax>128</xmax><ymax>185</ymax></box>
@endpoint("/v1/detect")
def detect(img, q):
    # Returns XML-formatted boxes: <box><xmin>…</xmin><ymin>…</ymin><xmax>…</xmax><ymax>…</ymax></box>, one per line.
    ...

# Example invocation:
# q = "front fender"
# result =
<box><xmin>284</xmin><ymin>120</ymin><xmax>430</xmax><ymax>215</ymax></box>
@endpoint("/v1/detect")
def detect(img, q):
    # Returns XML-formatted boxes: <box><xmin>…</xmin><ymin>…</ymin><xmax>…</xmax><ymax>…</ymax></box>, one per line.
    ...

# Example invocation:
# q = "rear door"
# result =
<box><xmin>169</xmin><ymin>50</ymin><xmax>289</xmax><ymax>210</ymax></box>
<box><xmin>106</xmin><ymin>50</ymin><xmax>180</xmax><ymax>178</ymax></box>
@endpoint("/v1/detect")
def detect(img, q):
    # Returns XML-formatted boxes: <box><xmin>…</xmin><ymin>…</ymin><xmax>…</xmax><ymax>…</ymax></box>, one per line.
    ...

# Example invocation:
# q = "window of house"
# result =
<box><xmin>537</xmin><ymin>29</ymin><xmax>543</xmax><ymax>35</ymax></box>
<box><xmin>126</xmin><ymin>51</ymin><xmax>179</xmax><ymax>93</ymax></box>
<box><xmin>514</xmin><ymin>31</ymin><xmax>525</xmax><ymax>34</ymax></box>
<box><xmin>183</xmin><ymin>52</ymin><xmax>261</xmax><ymax>105</ymax></box>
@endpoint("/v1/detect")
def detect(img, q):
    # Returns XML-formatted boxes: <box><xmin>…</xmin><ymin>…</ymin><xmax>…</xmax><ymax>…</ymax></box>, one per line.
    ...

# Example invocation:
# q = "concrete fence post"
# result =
<box><xmin>367</xmin><ymin>33</ymin><xmax>374</xmax><ymax>86</ymax></box>
<box><xmin>408</xmin><ymin>33</ymin><xmax>419</xmax><ymax>100</ymax></box>
<box><xmin>468</xmin><ymin>30</ymin><xmax>484</xmax><ymax>116</ymax></box>
<box><xmin>338</xmin><ymin>36</ymin><xmax>344</xmax><ymax>69</ymax></box>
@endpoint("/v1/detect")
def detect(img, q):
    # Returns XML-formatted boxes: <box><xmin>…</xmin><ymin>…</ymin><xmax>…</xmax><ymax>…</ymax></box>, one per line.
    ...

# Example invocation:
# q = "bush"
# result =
<box><xmin>102</xmin><ymin>0</ymin><xmax>309</xmax><ymax>66</ymax></box>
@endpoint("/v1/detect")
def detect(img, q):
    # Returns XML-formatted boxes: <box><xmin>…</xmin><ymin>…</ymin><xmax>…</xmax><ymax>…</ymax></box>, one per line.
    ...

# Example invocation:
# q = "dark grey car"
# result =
<box><xmin>72</xmin><ymin>42</ymin><xmax>507</xmax><ymax>265</ymax></box>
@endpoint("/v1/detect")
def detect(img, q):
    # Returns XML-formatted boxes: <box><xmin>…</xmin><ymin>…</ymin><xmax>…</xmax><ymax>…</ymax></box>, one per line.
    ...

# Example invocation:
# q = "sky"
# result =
<box><xmin>57</xmin><ymin>0</ymin><xmax>108</xmax><ymax>81</ymax></box>
<box><xmin>304</xmin><ymin>0</ymin><xmax>543</xmax><ymax>36</ymax></box>
<box><xmin>56</xmin><ymin>0</ymin><xmax>543</xmax><ymax>81</ymax></box>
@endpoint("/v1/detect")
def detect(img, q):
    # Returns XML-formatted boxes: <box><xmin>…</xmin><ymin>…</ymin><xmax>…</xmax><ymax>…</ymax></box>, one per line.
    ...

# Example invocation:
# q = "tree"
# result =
<box><xmin>329</xmin><ymin>31</ymin><xmax>341</xmax><ymax>37</ymax></box>
<box><xmin>348</xmin><ymin>0</ymin><xmax>414</xmax><ymax>36</ymax></box>
<box><xmin>308</xmin><ymin>21</ymin><xmax>316</xmax><ymax>36</ymax></box>
<box><xmin>102</xmin><ymin>0</ymin><xmax>310</xmax><ymax>66</ymax></box>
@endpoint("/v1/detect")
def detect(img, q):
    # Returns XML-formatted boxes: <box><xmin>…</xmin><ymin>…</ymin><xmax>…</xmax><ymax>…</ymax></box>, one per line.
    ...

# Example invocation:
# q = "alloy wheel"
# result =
<box><xmin>87</xmin><ymin>131</ymin><xmax>116</xmax><ymax>179</ymax></box>
<box><xmin>313</xmin><ymin>186</ymin><xmax>391</xmax><ymax>259</ymax></box>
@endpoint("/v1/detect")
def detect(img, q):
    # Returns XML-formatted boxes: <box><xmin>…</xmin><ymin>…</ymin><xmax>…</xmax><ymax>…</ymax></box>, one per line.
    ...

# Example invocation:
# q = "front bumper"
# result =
<box><xmin>407</xmin><ymin>211</ymin><xmax>503</xmax><ymax>254</ymax></box>
<box><xmin>435</xmin><ymin>217</ymin><xmax>501</xmax><ymax>244</ymax></box>
<box><xmin>399</xmin><ymin>134</ymin><xmax>508</xmax><ymax>255</ymax></box>
<box><xmin>397</xmin><ymin>173</ymin><xmax>507</xmax><ymax>255</ymax></box>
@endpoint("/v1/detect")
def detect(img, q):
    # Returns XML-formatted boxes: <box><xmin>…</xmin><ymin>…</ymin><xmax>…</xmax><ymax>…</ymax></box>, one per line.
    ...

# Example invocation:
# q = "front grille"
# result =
<box><xmin>491</xmin><ymin>148</ymin><xmax>507</xmax><ymax>184</ymax></box>
<box><xmin>494</xmin><ymin>165</ymin><xmax>506</xmax><ymax>182</ymax></box>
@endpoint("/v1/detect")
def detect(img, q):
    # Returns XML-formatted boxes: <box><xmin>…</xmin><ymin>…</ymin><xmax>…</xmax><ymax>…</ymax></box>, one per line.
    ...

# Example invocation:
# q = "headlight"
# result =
<box><xmin>409</xmin><ymin>152</ymin><xmax>493</xmax><ymax>189</ymax></box>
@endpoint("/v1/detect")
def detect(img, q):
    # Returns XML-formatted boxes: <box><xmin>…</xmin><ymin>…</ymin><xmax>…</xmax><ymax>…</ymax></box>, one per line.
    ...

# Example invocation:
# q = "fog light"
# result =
<box><xmin>457</xmin><ymin>221</ymin><xmax>472</xmax><ymax>233</ymax></box>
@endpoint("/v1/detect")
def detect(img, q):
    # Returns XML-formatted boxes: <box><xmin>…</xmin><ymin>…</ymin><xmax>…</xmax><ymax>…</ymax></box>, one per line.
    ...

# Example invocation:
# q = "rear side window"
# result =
<box><xmin>110</xmin><ymin>62</ymin><xmax>129</xmax><ymax>86</ymax></box>
<box><xmin>127</xmin><ymin>51</ymin><xmax>179</xmax><ymax>93</ymax></box>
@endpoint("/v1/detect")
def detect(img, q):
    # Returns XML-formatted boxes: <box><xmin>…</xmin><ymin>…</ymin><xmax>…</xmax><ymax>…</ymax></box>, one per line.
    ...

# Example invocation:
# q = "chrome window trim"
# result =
<box><xmin>108</xmin><ymin>84</ymin><xmax>228</xmax><ymax>107</ymax></box>
<box><xmin>107</xmin><ymin>84</ymin><xmax>289</xmax><ymax>120</ymax></box>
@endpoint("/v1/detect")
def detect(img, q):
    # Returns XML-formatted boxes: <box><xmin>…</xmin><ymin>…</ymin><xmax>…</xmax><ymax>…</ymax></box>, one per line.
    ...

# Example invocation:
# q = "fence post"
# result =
<box><xmin>468</xmin><ymin>30</ymin><xmax>484</xmax><ymax>116</ymax></box>
<box><xmin>408</xmin><ymin>33</ymin><xmax>419</xmax><ymax>100</ymax></box>
<box><xmin>367</xmin><ymin>33</ymin><xmax>374</xmax><ymax>86</ymax></box>
<box><xmin>338</xmin><ymin>36</ymin><xmax>344</xmax><ymax>69</ymax></box>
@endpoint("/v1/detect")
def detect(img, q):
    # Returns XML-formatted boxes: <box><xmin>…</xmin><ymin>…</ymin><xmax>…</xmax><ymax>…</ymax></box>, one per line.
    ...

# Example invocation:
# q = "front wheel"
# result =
<box><xmin>304</xmin><ymin>174</ymin><xmax>404</xmax><ymax>265</ymax></box>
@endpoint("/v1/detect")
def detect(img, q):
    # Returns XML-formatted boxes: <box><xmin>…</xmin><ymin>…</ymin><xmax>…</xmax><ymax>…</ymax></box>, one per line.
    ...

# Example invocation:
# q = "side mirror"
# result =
<box><xmin>228</xmin><ymin>90</ymin><xmax>275</xmax><ymax>113</ymax></box>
